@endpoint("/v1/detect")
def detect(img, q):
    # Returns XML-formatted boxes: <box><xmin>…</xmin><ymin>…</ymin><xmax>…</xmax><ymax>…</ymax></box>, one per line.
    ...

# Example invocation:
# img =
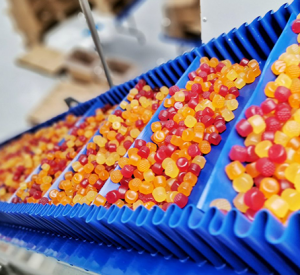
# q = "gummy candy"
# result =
<box><xmin>225</xmin><ymin>25</ymin><xmax>300</xmax><ymax>222</ymax></box>
<box><xmin>104</xmin><ymin>57</ymin><xmax>260</xmax><ymax>210</ymax></box>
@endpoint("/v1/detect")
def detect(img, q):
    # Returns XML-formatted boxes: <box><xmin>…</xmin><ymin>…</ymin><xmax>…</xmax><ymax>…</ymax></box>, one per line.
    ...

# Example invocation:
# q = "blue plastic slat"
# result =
<box><xmin>208</xmin><ymin>210</ymin><xmax>276</xmax><ymax>274</ymax></box>
<box><xmin>213</xmin><ymin>36</ymin><xmax>233</xmax><ymax>61</ymax></box>
<box><xmin>203</xmin><ymin>41</ymin><xmax>219</xmax><ymax>60</ymax></box>
<box><xmin>149</xmin><ymin>71</ymin><xmax>163</xmax><ymax>87</ymax></box>
<box><xmin>234</xmin><ymin>210</ymin><xmax>299</xmax><ymax>274</ymax></box>
<box><xmin>273</xmin><ymin>5</ymin><xmax>290</xmax><ymax>29</ymax></box>
<box><xmin>177</xmin><ymin>55</ymin><xmax>190</xmax><ymax>73</ymax></box>
<box><xmin>288</xmin><ymin>0</ymin><xmax>300</xmax><ymax>14</ymax></box>
<box><xmin>120</xmin><ymin>206</ymin><xmax>172</xmax><ymax>255</ymax></box>
<box><xmin>169</xmin><ymin>61</ymin><xmax>184</xmax><ymax>79</ymax></box>
<box><xmin>135</xmin><ymin>206</ymin><xmax>188</xmax><ymax>259</ymax></box>
<box><xmin>260</xmin><ymin>11</ymin><xmax>280</xmax><ymax>44</ymax></box>
<box><xmin>189</xmin><ymin>207</ymin><xmax>248</xmax><ymax>272</ymax></box>
<box><xmin>156</xmin><ymin>67</ymin><xmax>172</xmax><ymax>87</ymax></box>
<box><xmin>235</xmin><ymin>24</ymin><xmax>261</xmax><ymax>61</ymax></box>
<box><xmin>161</xmin><ymin>62</ymin><xmax>178</xmax><ymax>84</ymax></box>
<box><xmin>85</xmin><ymin>207</ymin><xmax>122</xmax><ymax>246</ymax></box>
<box><xmin>99</xmin><ymin>92</ymin><xmax>115</xmax><ymax>106</ymax></box>
<box><xmin>106</xmin><ymin>206</ymin><xmax>146</xmax><ymax>252</ymax></box>
<box><xmin>107</xmin><ymin>206</ymin><xmax>156</xmax><ymax>253</ymax></box>
<box><xmin>72</xmin><ymin>205</ymin><xmax>110</xmax><ymax>244</ymax></box>
<box><xmin>168</xmin><ymin>205</ymin><xmax>224</xmax><ymax>266</ymax></box>
<box><xmin>248</xmin><ymin>18</ymin><xmax>271</xmax><ymax>56</ymax></box>
<box><xmin>225</xmin><ymin>30</ymin><xmax>244</xmax><ymax>61</ymax></box>
<box><xmin>0</xmin><ymin>221</ymin><xmax>258</xmax><ymax>275</ymax></box>
<box><xmin>269</xmin><ymin>212</ymin><xmax>300</xmax><ymax>268</ymax></box>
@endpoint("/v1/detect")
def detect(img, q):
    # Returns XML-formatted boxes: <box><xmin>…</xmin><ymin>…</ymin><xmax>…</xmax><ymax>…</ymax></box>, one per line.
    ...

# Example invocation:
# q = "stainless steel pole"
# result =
<box><xmin>79</xmin><ymin>0</ymin><xmax>114</xmax><ymax>88</ymax></box>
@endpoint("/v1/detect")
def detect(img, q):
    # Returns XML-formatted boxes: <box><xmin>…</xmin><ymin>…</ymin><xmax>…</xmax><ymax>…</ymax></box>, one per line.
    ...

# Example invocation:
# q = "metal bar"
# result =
<box><xmin>79</xmin><ymin>0</ymin><xmax>114</xmax><ymax>88</ymax></box>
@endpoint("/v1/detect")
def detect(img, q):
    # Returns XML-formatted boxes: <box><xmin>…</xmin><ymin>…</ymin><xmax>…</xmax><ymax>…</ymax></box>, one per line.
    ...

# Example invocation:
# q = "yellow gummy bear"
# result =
<box><xmin>226</xmin><ymin>69</ymin><xmax>238</xmax><ymax>81</ymax></box>
<box><xmin>248</xmin><ymin>115</ymin><xmax>266</xmax><ymax>134</ymax></box>
<box><xmin>254</xmin><ymin>140</ymin><xmax>272</xmax><ymax>158</ymax></box>
<box><xmin>232</xmin><ymin>173</ymin><xmax>253</xmax><ymax>193</ymax></box>
<box><xmin>265</xmin><ymin>195</ymin><xmax>289</xmax><ymax>218</ymax></box>
<box><xmin>281</xmin><ymin>188</ymin><xmax>300</xmax><ymax>211</ymax></box>
<box><xmin>184</xmin><ymin>115</ymin><xmax>197</xmax><ymax>128</ymax></box>
<box><xmin>275</xmin><ymin>73</ymin><xmax>292</xmax><ymax>88</ymax></box>
<box><xmin>282</xmin><ymin>120</ymin><xmax>300</xmax><ymax>138</ymax></box>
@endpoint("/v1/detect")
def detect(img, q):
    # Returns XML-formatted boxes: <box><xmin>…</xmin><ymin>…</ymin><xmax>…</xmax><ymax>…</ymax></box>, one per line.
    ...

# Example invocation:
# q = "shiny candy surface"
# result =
<box><xmin>105</xmin><ymin>57</ymin><xmax>260</xmax><ymax>210</ymax></box>
<box><xmin>225</xmin><ymin>23</ymin><xmax>300</xmax><ymax>222</ymax></box>
<box><xmin>1</xmin><ymin>114</ymin><xmax>79</xmax><ymax>202</ymax></box>
<box><xmin>16</xmin><ymin>106</ymin><xmax>114</xmax><ymax>205</ymax></box>
<box><xmin>46</xmin><ymin>80</ymin><xmax>169</xmax><ymax>206</ymax></box>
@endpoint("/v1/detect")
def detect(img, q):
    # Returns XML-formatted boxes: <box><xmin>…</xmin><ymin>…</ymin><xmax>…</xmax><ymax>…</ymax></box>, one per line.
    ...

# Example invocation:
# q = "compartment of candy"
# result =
<box><xmin>43</xmin><ymin>132</ymin><xmax>102</xmax><ymax>206</ymax></box>
<box><xmin>0</xmin><ymin>96</ymin><xmax>110</xmax><ymax>203</ymax></box>
<box><xmin>0</xmin><ymin>113</ymin><xmax>80</xmax><ymax>203</ymax></box>
<box><xmin>92</xmin><ymin>59</ymin><xmax>200</xmax><ymax>205</ymax></box>
<box><xmin>197</xmin><ymin>14</ymin><xmax>299</xmax><ymax>221</ymax></box>
<box><xmin>7</xmin><ymin>100</ymin><xmax>107</xmax><ymax>203</ymax></box>
<box><xmin>40</xmin><ymin>80</ymin><xmax>168</xmax><ymax>207</ymax></box>
<box><xmin>98</xmin><ymin>54</ymin><xmax>262</xmax><ymax>210</ymax></box>
<box><xmin>40</xmin><ymin>42</ymin><xmax>202</xmax><ymax>208</ymax></box>
<box><xmin>94</xmin><ymin>58</ymin><xmax>200</xmax><ymax>204</ymax></box>
<box><xmin>46</xmin><ymin>80</ymin><xmax>172</xmax><ymax>206</ymax></box>
<box><xmin>57</xmin><ymin>101</ymin><xmax>114</xmax><ymax>146</ymax></box>
<box><xmin>11</xmin><ymin>101</ymin><xmax>115</xmax><ymax>204</ymax></box>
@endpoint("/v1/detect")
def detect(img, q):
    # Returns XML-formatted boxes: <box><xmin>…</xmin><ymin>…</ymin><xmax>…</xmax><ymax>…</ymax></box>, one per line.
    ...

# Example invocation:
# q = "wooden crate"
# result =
<box><xmin>65</xmin><ymin>48</ymin><xmax>138</xmax><ymax>85</ymax></box>
<box><xmin>93</xmin><ymin>0</ymin><xmax>136</xmax><ymax>16</ymax></box>
<box><xmin>27</xmin><ymin>80</ymin><xmax>109</xmax><ymax>125</ymax></box>
<box><xmin>17</xmin><ymin>45</ymin><xmax>65</xmax><ymax>75</ymax></box>
<box><xmin>50</xmin><ymin>0</ymin><xmax>81</xmax><ymax>21</ymax></box>
<box><xmin>163</xmin><ymin>0</ymin><xmax>201</xmax><ymax>41</ymax></box>
<box><xmin>8</xmin><ymin>0</ymin><xmax>95</xmax><ymax>47</ymax></box>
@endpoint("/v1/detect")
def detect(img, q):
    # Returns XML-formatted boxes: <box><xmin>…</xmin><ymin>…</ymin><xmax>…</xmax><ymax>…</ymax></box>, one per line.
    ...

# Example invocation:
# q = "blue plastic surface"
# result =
<box><xmin>197</xmin><ymin>13</ymin><xmax>297</xmax><ymax>211</ymax></box>
<box><xmin>0</xmin><ymin>221</ymin><xmax>252</xmax><ymax>275</ymax></box>
<box><xmin>0</xmin><ymin>1</ymin><xmax>299</xmax><ymax>275</ymax></box>
<box><xmin>2</xmin><ymin>202</ymin><xmax>300</xmax><ymax>274</ymax></box>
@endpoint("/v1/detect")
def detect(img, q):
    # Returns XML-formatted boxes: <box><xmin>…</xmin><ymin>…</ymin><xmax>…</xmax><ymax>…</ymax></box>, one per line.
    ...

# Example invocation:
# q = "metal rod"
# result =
<box><xmin>79</xmin><ymin>0</ymin><xmax>114</xmax><ymax>88</ymax></box>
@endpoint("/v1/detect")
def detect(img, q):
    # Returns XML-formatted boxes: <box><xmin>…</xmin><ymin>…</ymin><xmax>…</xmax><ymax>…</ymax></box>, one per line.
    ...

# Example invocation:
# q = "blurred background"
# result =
<box><xmin>0</xmin><ymin>0</ymin><xmax>291</xmax><ymax>144</ymax></box>
<box><xmin>0</xmin><ymin>0</ymin><xmax>201</xmax><ymax>143</ymax></box>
